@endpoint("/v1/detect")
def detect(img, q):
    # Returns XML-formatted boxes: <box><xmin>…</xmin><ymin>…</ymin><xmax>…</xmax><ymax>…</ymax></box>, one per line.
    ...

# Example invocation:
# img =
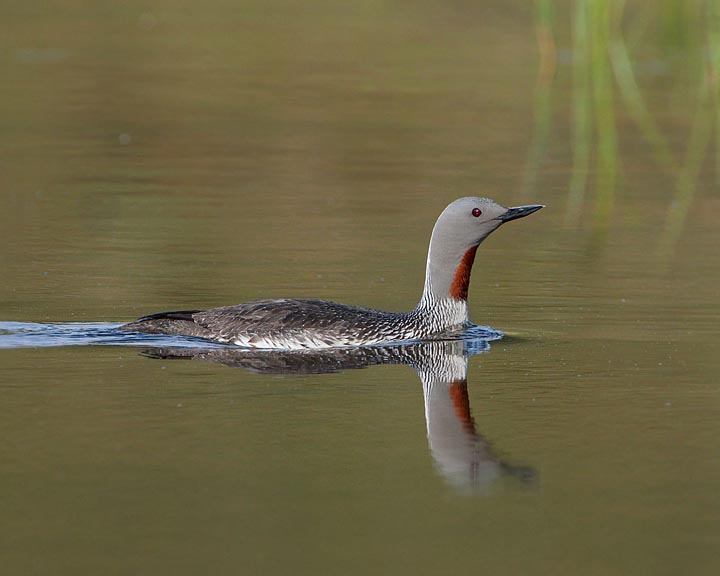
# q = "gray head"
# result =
<box><xmin>422</xmin><ymin>197</ymin><xmax>543</xmax><ymax>303</ymax></box>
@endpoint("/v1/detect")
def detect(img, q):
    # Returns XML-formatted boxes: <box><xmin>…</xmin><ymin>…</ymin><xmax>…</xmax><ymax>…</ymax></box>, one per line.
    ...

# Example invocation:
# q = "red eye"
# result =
<box><xmin>472</xmin><ymin>208</ymin><xmax>482</xmax><ymax>217</ymax></box>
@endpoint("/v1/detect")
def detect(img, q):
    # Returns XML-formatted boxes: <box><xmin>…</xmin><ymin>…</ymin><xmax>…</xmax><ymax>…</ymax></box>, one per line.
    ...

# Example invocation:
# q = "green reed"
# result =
<box><xmin>526</xmin><ymin>0</ymin><xmax>718</xmax><ymax>259</ymax></box>
<box><xmin>522</xmin><ymin>0</ymin><xmax>555</xmax><ymax>200</ymax></box>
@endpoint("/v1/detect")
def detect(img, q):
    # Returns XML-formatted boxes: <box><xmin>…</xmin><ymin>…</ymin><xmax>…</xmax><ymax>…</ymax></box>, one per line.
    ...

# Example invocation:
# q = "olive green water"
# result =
<box><xmin>2</xmin><ymin>1</ymin><xmax>720</xmax><ymax>574</ymax></box>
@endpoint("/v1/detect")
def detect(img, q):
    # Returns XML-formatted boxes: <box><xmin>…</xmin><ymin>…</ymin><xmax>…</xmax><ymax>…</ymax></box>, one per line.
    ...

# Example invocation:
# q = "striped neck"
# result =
<box><xmin>416</xmin><ymin>274</ymin><xmax>470</xmax><ymax>333</ymax></box>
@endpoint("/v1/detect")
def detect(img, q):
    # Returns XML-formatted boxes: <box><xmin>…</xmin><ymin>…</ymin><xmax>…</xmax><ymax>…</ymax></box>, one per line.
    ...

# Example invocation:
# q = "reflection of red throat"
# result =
<box><xmin>450</xmin><ymin>246</ymin><xmax>478</xmax><ymax>301</ymax></box>
<box><xmin>448</xmin><ymin>380</ymin><xmax>476</xmax><ymax>435</ymax></box>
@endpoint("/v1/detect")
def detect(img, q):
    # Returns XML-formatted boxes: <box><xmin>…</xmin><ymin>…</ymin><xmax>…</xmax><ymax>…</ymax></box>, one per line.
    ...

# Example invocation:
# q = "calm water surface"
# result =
<box><xmin>2</xmin><ymin>1</ymin><xmax>719</xmax><ymax>574</ymax></box>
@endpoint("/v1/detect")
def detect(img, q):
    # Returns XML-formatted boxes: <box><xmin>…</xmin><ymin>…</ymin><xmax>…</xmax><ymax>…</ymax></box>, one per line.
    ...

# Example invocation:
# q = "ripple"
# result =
<box><xmin>0</xmin><ymin>321</ymin><xmax>225</xmax><ymax>350</ymax></box>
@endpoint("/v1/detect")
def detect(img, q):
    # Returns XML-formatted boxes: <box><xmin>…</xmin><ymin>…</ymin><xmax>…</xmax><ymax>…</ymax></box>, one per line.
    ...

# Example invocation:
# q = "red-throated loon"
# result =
<box><xmin>120</xmin><ymin>197</ymin><xmax>543</xmax><ymax>349</ymax></box>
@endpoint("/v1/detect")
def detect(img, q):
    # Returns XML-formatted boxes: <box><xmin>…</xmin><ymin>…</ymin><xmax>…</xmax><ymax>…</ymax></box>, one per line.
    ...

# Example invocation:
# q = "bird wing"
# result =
<box><xmin>192</xmin><ymin>299</ymin><xmax>397</xmax><ymax>347</ymax></box>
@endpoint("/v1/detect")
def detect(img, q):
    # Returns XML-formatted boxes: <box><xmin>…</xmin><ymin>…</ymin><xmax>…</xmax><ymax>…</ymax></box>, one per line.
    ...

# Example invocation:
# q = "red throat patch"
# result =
<box><xmin>449</xmin><ymin>246</ymin><xmax>478</xmax><ymax>301</ymax></box>
<box><xmin>448</xmin><ymin>380</ymin><xmax>476</xmax><ymax>435</ymax></box>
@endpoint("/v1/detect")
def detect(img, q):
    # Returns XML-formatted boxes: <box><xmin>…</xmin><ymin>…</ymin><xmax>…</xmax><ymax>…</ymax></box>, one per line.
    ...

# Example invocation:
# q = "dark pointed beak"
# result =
<box><xmin>498</xmin><ymin>204</ymin><xmax>544</xmax><ymax>222</ymax></box>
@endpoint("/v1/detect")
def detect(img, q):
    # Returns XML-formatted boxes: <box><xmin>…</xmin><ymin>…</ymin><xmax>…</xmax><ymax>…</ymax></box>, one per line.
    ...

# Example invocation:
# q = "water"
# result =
<box><xmin>2</xmin><ymin>1</ymin><xmax>720</xmax><ymax>574</ymax></box>
<box><xmin>0</xmin><ymin>322</ymin><xmax>221</xmax><ymax>348</ymax></box>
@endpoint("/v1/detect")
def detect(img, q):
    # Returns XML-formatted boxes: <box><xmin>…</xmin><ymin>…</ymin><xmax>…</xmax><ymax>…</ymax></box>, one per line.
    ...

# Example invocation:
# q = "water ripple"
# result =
<box><xmin>0</xmin><ymin>321</ymin><xmax>225</xmax><ymax>350</ymax></box>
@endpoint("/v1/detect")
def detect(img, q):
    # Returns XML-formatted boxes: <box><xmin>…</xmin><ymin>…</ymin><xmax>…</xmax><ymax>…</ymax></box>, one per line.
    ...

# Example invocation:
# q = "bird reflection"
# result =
<box><xmin>142</xmin><ymin>339</ymin><xmax>536</xmax><ymax>491</ymax></box>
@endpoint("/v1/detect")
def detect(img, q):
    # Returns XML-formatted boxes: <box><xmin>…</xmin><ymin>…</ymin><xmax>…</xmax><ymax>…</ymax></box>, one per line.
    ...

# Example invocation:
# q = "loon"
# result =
<box><xmin>120</xmin><ymin>197</ymin><xmax>543</xmax><ymax>349</ymax></box>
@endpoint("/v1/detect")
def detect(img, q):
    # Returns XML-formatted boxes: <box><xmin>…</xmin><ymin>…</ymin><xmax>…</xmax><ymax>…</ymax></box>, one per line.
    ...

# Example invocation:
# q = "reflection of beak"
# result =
<box><xmin>498</xmin><ymin>204</ymin><xmax>544</xmax><ymax>222</ymax></box>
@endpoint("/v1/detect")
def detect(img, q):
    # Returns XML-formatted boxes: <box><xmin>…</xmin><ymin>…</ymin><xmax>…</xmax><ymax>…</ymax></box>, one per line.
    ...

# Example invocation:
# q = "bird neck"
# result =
<box><xmin>419</xmin><ymin>241</ymin><xmax>478</xmax><ymax>302</ymax></box>
<box><xmin>415</xmin><ymin>244</ymin><xmax>478</xmax><ymax>330</ymax></box>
